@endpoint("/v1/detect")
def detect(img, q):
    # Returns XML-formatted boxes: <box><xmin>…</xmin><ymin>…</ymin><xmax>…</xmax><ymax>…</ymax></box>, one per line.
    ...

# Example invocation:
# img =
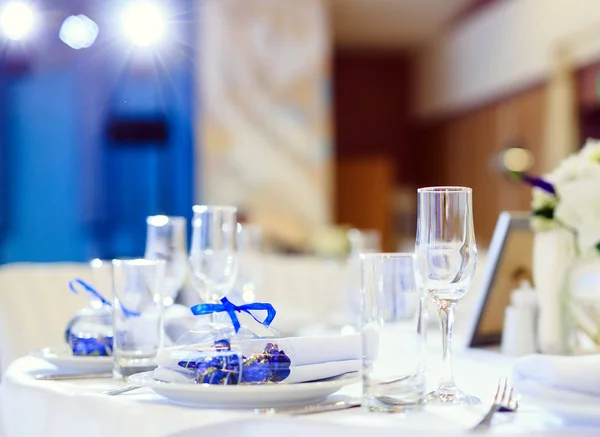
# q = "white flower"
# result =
<box><xmin>530</xmin><ymin>216</ymin><xmax>557</xmax><ymax>231</ymax></box>
<box><xmin>546</xmin><ymin>155</ymin><xmax>598</xmax><ymax>185</ymax></box>
<box><xmin>530</xmin><ymin>187</ymin><xmax>558</xmax><ymax>231</ymax></box>
<box><xmin>554</xmin><ymin>168</ymin><xmax>600</xmax><ymax>249</ymax></box>
<box><xmin>531</xmin><ymin>187</ymin><xmax>557</xmax><ymax>211</ymax></box>
<box><xmin>580</xmin><ymin>138</ymin><xmax>600</xmax><ymax>163</ymax></box>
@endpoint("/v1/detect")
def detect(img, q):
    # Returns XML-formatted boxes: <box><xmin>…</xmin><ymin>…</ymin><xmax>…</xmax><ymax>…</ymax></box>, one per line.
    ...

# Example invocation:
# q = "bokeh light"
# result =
<box><xmin>502</xmin><ymin>147</ymin><xmax>534</xmax><ymax>173</ymax></box>
<box><xmin>121</xmin><ymin>2</ymin><xmax>166</xmax><ymax>47</ymax></box>
<box><xmin>59</xmin><ymin>15</ymin><xmax>99</xmax><ymax>50</ymax></box>
<box><xmin>1</xmin><ymin>2</ymin><xmax>35</xmax><ymax>41</ymax></box>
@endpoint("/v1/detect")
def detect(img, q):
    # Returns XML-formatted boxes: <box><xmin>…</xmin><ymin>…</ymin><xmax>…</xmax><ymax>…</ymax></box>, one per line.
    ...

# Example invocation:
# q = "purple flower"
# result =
<box><xmin>514</xmin><ymin>172</ymin><xmax>556</xmax><ymax>195</ymax></box>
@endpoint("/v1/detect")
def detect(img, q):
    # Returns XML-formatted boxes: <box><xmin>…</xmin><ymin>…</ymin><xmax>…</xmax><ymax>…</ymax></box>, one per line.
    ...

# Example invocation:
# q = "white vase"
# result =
<box><xmin>564</xmin><ymin>254</ymin><xmax>600</xmax><ymax>354</ymax></box>
<box><xmin>532</xmin><ymin>228</ymin><xmax>575</xmax><ymax>354</ymax></box>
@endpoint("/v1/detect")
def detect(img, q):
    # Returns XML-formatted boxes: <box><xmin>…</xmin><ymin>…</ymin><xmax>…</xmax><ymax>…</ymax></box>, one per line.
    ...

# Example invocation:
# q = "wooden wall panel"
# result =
<box><xmin>493</xmin><ymin>88</ymin><xmax>546</xmax><ymax>215</ymax></box>
<box><xmin>415</xmin><ymin>86</ymin><xmax>545</xmax><ymax>245</ymax></box>
<box><xmin>335</xmin><ymin>156</ymin><xmax>395</xmax><ymax>251</ymax></box>
<box><xmin>333</xmin><ymin>51</ymin><xmax>413</xmax><ymax>249</ymax></box>
<box><xmin>332</xmin><ymin>49</ymin><xmax>547</xmax><ymax>248</ymax></box>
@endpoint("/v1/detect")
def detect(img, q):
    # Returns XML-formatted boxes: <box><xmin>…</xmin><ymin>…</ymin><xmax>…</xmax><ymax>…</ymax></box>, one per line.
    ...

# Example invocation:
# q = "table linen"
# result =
<box><xmin>1</xmin><ymin>349</ymin><xmax>593</xmax><ymax>437</ymax></box>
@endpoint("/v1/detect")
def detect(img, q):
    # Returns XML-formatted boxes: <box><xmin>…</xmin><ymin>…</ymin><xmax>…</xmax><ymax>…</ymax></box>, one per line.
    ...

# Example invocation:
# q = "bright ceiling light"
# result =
<box><xmin>1</xmin><ymin>2</ymin><xmax>35</xmax><ymax>41</ymax></box>
<box><xmin>501</xmin><ymin>147</ymin><xmax>534</xmax><ymax>173</ymax></box>
<box><xmin>59</xmin><ymin>15</ymin><xmax>99</xmax><ymax>50</ymax></box>
<box><xmin>121</xmin><ymin>2</ymin><xmax>166</xmax><ymax>47</ymax></box>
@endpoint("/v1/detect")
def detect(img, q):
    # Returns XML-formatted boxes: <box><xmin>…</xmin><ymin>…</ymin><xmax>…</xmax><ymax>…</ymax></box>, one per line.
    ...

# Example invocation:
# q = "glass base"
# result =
<box><xmin>113</xmin><ymin>356</ymin><xmax>157</xmax><ymax>380</ymax></box>
<box><xmin>363</xmin><ymin>395</ymin><xmax>424</xmax><ymax>413</ymax></box>
<box><xmin>426</xmin><ymin>387</ymin><xmax>480</xmax><ymax>406</ymax></box>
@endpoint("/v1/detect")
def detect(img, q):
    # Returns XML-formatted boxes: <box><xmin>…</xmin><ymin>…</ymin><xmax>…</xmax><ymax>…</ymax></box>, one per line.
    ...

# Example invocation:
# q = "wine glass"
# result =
<box><xmin>188</xmin><ymin>205</ymin><xmax>238</xmax><ymax>326</ymax></box>
<box><xmin>234</xmin><ymin>223</ymin><xmax>263</xmax><ymax>303</ymax></box>
<box><xmin>414</xmin><ymin>187</ymin><xmax>478</xmax><ymax>405</ymax></box>
<box><xmin>145</xmin><ymin>215</ymin><xmax>188</xmax><ymax>307</ymax></box>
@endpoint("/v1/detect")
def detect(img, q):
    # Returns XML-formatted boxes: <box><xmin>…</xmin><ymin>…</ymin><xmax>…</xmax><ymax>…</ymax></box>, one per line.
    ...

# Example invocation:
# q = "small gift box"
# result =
<box><xmin>64</xmin><ymin>279</ymin><xmax>114</xmax><ymax>356</ymax></box>
<box><xmin>154</xmin><ymin>331</ymin><xmax>361</xmax><ymax>385</ymax></box>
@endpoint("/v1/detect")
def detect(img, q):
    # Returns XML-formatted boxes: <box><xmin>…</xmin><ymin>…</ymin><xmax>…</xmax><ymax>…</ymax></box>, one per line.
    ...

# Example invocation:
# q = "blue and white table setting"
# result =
<box><xmin>1</xmin><ymin>199</ymin><xmax>600</xmax><ymax>437</ymax></box>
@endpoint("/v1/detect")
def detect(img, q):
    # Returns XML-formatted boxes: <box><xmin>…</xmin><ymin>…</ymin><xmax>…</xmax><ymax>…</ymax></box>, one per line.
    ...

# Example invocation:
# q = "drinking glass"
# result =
<box><xmin>362</xmin><ymin>253</ymin><xmax>426</xmax><ymax>412</ymax></box>
<box><xmin>234</xmin><ymin>223</ymin><xmax>263</xmax><ymax>303</ymax></box>
<box><xmin>89</xmin><ymin>258</ymin><xmax>114</xmax><ymax>307</ymax></box>
<box><xmin>188</xmin><ymin>205</ymin><xmax>238</xmax><ymax>325</ymax></box>
<box><xmin>112</xmin><ymin>259</ymin><xmax>165</xmax><ymax>379</ymax></box>
<box><xmin>144</xmin><ymin>215</ymin><xmax>188</xmax><ymax>306</ymax></box>
<box><xmin>415</xmin><ymin>187</ymin><xmax>478</xmax><ymax>405</ymax></box>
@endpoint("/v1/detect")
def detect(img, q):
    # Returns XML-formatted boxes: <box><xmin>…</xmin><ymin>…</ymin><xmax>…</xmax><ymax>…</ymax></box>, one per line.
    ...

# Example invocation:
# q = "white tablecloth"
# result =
<box><xmin>1</xmin><ymin>349</ymin><xmax>597</xmax><ymax>437</ymax></box>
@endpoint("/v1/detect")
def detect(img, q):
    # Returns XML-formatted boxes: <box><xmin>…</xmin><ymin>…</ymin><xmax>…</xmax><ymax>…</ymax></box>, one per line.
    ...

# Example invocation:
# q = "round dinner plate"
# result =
<box><xmin>128</xmin><ymin>371</ymin><xmax>359</xmax><ymax>409</ymax></box>
<box><xmin>30</xmin><ymin>347</ymin><xmax>113</xmax><ymax>373</ymax></box>
<box><xmin>527</xmin><ymin>396</ymin><xmax>600</xmax><ymax>427</ymax></box>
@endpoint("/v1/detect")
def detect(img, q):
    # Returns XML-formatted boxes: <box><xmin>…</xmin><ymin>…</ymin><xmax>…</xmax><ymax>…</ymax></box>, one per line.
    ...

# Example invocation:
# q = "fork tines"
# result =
<box><xmin>472</xmin><ymin>378</ymin><xmax>517</xmax><ymax>432</ymax></box>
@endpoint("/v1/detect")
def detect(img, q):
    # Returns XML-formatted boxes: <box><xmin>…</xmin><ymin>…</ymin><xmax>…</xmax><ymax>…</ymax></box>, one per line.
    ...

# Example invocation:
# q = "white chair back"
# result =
<box><xmin>0</xmin><ymin>263</ymin><xmax>91</xmax><ymax>380</ymax></box>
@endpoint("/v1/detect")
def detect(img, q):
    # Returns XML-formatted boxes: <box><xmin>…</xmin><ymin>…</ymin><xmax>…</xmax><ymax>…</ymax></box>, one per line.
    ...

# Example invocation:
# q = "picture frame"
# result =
<box><xmin>468</xmin><ymin>211</ymin><xmax>534</xmax><ymax>347</ymax></box>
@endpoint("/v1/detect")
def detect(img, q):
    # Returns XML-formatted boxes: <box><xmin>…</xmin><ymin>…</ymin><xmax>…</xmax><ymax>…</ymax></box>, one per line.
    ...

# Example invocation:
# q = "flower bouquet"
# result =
<box><xmin>515</xmin><ymin>139</ymin><xmax>600</xmax><ymax>353</ymax></box>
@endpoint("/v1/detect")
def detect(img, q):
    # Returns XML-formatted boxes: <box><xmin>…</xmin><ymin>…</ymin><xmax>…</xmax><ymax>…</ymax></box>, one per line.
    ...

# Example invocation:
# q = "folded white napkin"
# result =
<box><xmin>513</xmin><ymin>354</ymin><xmax>600</xmax><ymax>425</ymax></box>
<box><xmin>154</xmin><ymin>334</ymin><xmax>361</xmax><ymax>384</ymax></box>
<box><xmin>514</xmin><ymin>354</ymin><xmax>600</xmax><ymax>407</ymax></box>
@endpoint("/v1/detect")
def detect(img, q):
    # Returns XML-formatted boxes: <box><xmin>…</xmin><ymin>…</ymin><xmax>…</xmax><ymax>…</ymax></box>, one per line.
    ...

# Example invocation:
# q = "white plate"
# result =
<box><xmin>128</xmin><ymin>371</ymin><xmax>359</xmax><ymax>409</ymax></box>
<box><xmin>528</xmin><ymin>396</ymin><xmax>600</xmax><ymax>426</ymax></box>
<box><xmin>30</xmin><ymin>347</ymin><xmax>113</xmax><ymax>373</ymax></box>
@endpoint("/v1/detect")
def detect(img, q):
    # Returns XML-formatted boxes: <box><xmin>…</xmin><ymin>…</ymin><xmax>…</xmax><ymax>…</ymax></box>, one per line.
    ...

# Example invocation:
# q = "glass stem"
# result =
<box><xmin>437</xmin><ymin>300</ymin><xmax>456</xmax><ymax>391</ymax></box>
<box><xmin>158</xmin><ymin>296</ymin><xmax>166</xmax><ymax>349</ymax></box>
<box><xmin>205</xmin><ymin>284</ymin><xmax>219</xmax><ymax>325</ymax></box>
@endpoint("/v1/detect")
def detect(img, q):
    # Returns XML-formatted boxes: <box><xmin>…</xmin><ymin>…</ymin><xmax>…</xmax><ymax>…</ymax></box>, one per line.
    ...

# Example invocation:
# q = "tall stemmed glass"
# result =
<box><xmin>415</xmin><ymin>187</ymin><xmax>478</xmax><ymax>405</ymax></box>
<box><xmin>189</xmin><ymin>205</ymin><xmax>238</xmax><ymax>327</ymax></box>
<box><xmin>234</xmin><ymin>223</ymin><xmax>263</xmax><ymax>303</ymax></box>
<box><xmin>145</xmin><ymin>216</ymin><xmax>188</xmax><ymax>307</ymax></box>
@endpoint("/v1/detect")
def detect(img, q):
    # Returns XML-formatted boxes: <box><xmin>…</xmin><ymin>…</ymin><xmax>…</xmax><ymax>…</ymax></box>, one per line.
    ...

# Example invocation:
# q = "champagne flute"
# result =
<box><xmin>144</xmin><ymin>215</ymin><xmax>188</xmax><ymax>307</ymax></box>
<box><xmin>414</xmin><ymin>187</ymin><xmax>478</xmax><ymax>405</ymax></box>
<box><xmin>234</xmin><ymin>223</ymin><xmax>263</xmax><ymax>303</ymax></box>
<box><xmin>188</xmin><ymin>205</ymin><xmax>238</xmax><ymax>326</ymax></box>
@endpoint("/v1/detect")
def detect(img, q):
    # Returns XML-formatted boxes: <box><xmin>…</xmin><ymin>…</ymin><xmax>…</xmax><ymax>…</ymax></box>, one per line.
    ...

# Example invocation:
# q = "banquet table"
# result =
<box><xmin>1</xmin><ymin>348</ymin><xmax>598</xmax><ymax>437</ymax></box>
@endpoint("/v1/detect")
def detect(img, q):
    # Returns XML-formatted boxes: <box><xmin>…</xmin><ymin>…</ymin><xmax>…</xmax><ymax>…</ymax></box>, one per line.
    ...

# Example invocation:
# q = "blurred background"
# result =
<box><xmin>0</xmin><ymin>0</ymin><xmax>594</xmax><ymax>262</ymax></box>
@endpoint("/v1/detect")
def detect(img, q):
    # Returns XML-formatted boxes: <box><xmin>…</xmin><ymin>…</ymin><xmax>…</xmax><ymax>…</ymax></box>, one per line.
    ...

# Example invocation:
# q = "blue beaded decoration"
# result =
<box><xmin>262</xmin><ymin>342</ymin><xmax>292</xmax><ymax>383</ymax></box>
<box><xmin>66</xmin><ymin>332</ymin><xmax>113</xmax><ymax>357</ymax></box>
<box><xmin>177</xmin><ymin>339</ymin><xmax>292</xmax><ymax>385</ymax></box>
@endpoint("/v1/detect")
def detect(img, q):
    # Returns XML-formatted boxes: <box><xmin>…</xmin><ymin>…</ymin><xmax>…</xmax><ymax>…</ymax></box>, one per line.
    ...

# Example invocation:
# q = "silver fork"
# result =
<box><xmin>104</xmin><ymin>385</ymin><xmax>141</xmax><ymax>396</ymax></box>
<box><xmin>471</xmin><ymin>379</ymin><xmax>518</xmax><ymax>432</ymax></box>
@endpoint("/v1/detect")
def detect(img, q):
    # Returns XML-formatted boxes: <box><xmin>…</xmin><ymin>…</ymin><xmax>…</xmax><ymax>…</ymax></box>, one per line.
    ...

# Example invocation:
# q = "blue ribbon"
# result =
<box><xmin>69</xmin><ymin>279</ymin><xmax>111</xmax><ymax>305</ymax></box>
<box><xmin>69</xmin><ymin>279</ymin><xmax>139</xmax><ymax>317</ymax></box>
<box><xmin>190</xmin><ymin>297</ymin><xmax>276</xmax><ymax>333</ymax></box>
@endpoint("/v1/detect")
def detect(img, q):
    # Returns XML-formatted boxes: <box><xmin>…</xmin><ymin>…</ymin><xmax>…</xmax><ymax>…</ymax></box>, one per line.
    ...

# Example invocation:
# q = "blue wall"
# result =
<box><xmin>0</xmin><ymin>1</ymin><xmax>196</xmax><ymax>263</ymax></box>
<box><xmin>1</xmin><ymin>66</ymin><xmax>89</xmax><ymax>262</ymax></box>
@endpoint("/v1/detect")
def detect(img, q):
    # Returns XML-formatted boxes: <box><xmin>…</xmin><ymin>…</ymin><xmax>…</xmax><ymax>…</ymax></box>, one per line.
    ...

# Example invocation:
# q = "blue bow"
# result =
<box><xmin>69</xmin><ymin>279</ymin><xmax>111</xmax><ymax>305</ymax></box>
<box><xmin>190</xmin><ymin>297</ymin><xmax>276</xmax><ymax>333</ymax></box>
<box><xmin>69</xmin><ymin>279</ymin><xmax>139</xmax><ymax>317</ymax></box>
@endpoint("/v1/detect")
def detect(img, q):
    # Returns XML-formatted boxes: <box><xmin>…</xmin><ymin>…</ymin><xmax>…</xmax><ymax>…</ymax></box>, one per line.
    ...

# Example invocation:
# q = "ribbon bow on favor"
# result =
<box><xmin>69</xmin><ymin>279</ymin><xmax>111</xmax><ymax>305</ymax></box>
<box><xmin>190</xmin><ymin>297</ymin><xmax>276</xmax><ymax>333</ymax></box>
<box><xmin>69</xmin><ymin>279</ymin><xmax>139</xmax><ymax>317</ymax></box>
